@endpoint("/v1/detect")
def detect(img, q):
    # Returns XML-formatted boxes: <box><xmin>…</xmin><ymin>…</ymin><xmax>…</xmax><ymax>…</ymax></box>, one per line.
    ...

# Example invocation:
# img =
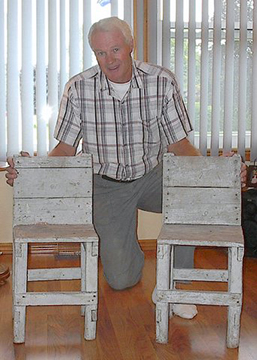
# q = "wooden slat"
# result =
<box><xmin>173</xmin><ymin>268</ymin><xmax>228</xmax><ymax>282</ymax></box>
<box><xmin>28</xmin><ymin>267</ymin><xmax>81</xmax><ymax>281</ymax></box>
<box><xmin>13</xmin><ymin>155</ymin><xmax>92</xmax><ymax>168</ymax></box>
<box><xmin>15</xmin><ymin>292</ymin><xmax>97</xmax><ymax>306</ymax></box>
<box><xmin>163</xmin><ymin>154</ymin><xmax>241</xmax><ymax>188</ymax></box>
<box><xmin>158</xmin><ymin>224</ymin><xmax>244</xmax><ymax>247</ymax></box>
<box><xmin>157</xmin><ymin>290</ymin><xmax>241</xmax><ymax>306</ymax></box>
<box><xmin>14</xmin><ymin>168</ymin><xmax>92</xmax><ymax>198</ymax></box>
<box><xmin>13</xmin><ymin>198</ymin><xmax>92</xmax><ymax>225</ymax></box>
<box><xmin>13</xmin><ymin>223</ymin><xmax>98</xmax><ymax>241</ymax></box>
<box><xmin>15</xmin><ymin>237</ymin><xmax>97</xmax><ymax>244</ymax></box>
<box><xmin>164</xmin><ymin>187</ymin><xmax>241</xmax><ymax>225</ymax></box>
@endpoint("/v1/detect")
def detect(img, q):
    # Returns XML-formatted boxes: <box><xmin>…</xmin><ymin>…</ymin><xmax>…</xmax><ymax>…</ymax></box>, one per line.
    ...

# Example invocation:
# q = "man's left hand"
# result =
<box><xmin>223</xmin><ymin>151</ymin><xmax>247</xmax><ymax>188</ymax></box>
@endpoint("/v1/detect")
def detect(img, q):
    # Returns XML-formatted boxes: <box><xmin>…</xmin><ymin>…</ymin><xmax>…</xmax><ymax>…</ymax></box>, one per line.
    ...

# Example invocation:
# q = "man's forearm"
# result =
<box><xmin>48</xmin><ymin>142</ymin><xmax>76</xmax><ymax>157</ymax></box>
<box><xmin>167</xmin><ymin>138</ymin><xmax>202</xmax><ymax>156</ymax></box>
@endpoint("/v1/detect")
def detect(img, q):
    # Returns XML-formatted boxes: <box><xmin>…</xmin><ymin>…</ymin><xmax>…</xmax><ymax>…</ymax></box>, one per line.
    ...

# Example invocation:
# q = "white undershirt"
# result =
<box><xmin>109</xmin><ymin>80</ymin><xmax>131</xmax><ymax>100</ymax></box>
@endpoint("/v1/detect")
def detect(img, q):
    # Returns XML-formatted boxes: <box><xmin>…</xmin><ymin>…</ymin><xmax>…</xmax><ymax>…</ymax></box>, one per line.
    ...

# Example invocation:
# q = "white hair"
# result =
<box><xmin>88</xmin><ymin>16</ymin><xmax>133</xmax><ymax>49</ymax></box>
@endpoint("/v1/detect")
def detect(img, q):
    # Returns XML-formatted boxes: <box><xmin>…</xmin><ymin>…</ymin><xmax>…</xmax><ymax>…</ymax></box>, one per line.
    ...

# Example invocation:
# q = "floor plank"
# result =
<box><xmin>0</xmin><ymin>249</ymin><xmax>257</xmax><ymax>360</ymax></box>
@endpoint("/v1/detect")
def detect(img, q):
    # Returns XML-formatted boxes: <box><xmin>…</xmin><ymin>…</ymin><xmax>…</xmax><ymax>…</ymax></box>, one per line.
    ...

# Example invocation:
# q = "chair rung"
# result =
<box><xmin>15</xmin><ymin>291</ymin><xmax>97</xmax><ymax>306</ymax></box>
<box><xmin>173</xmin><ymin>269</ymin><xmax>228</xmax><ymax>282</ymax></box>
<box><xmin>28</xmin><ymin>268</ymin><xmax>81</xmax><ymax>281</ymax></box>
<box><xmin>15</xmin><ymin>237</ymin><xmax>98</xmax><ymax>244</ymax></box>
<box><xmin>156</xmin><ymin>289</ymin><xmax>242</xmax><ymax>306</ymax></box>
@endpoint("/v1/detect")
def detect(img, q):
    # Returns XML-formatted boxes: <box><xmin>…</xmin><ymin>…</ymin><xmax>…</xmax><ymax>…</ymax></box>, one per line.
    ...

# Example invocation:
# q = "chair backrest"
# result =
<box><xmin>163</xmin><ymin>154</ymin><xmax>241</xmax><ymax>226</ymax></box>
<box><xmin>13</xmin><ymin>155</ymin><xmax>93</xmax><ymax>226</ymax></box>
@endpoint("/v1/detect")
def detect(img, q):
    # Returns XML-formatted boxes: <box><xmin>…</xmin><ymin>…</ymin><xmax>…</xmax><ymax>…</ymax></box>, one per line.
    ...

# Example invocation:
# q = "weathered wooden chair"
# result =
<box><xmin>156</xmin><ymin>154</ymin><xmax>244</xmax><ymax>348</ymax></box>
<box><xmin>12</xmin><ymin>155</ymin><xmax>98</xmax><ymax>343</ymax></box>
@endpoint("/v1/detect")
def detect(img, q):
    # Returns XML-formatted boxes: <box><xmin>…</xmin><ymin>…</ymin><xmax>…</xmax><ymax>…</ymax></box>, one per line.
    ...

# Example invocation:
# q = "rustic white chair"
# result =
<box><xmin>12</xmin><ymin>155</ymin><xmax>98</xmax><ymax>343</ymax></box>
<box><xmin>156</xmin><ymin>154</ymin><xmax>244</xmax><ymax>348</ymax></box>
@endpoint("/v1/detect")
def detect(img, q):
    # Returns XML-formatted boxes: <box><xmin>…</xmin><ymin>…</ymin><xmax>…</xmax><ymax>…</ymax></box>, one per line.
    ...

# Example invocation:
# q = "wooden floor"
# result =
<box><xmin>0</xmin><ymin>248</ymin><xmax>257</xmax><ymax>360</ymax></box>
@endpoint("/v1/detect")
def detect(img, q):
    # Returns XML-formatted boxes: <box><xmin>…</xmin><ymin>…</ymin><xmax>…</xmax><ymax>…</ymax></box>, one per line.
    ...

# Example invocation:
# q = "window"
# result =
<box><xmin>148</xmin><ymin>0</ymin><xmax>257</xmax><ymax>160</ymax></box>
<box><xmin>2</xmin><ymin>0</ymin><xmax>256</xmax><ymax>161</ymax></box>
<box><xmin>0</xmin><ymin>0</ymin><xmax>133</xmax><ymax>160</ymax></box>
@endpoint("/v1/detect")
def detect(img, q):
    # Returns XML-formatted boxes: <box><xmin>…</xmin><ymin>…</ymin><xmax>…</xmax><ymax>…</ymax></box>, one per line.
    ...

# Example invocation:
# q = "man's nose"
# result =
<box><xmin>105</xmin><ymin>53</ymin><xmax>115</xmax><ymax>64</ymax></box>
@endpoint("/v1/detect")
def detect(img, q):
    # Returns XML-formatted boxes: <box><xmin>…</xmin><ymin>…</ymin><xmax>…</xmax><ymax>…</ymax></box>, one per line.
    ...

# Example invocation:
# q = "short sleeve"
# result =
<box><xmin>54</xmin><ymin>81</ymin><xmax>82</xmax><ymax>148</ymax></box>
<box><xmin>160</xmin><ymin>76</ymin><xmax>193</xmax><ymax>145</ymax></box>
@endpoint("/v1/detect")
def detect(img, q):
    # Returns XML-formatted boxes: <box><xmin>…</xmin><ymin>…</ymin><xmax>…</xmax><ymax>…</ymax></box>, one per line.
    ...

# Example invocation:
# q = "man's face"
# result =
<box><xmin>91</xmin><ymin>28</ymin><xmax>133</xmax><ymax>84</ymax></box>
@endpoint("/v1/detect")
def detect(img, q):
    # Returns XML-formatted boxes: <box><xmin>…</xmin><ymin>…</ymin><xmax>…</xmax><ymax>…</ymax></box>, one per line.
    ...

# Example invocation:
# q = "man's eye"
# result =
<box><xmin>96</xmin><ymin>51</ymin><xmax>105</xmax><ymax>57</ymax></box>
<box><xmin>113</xmin><ymin>48</ymin><xmax>119</xmax><ymax>53</ymax></box>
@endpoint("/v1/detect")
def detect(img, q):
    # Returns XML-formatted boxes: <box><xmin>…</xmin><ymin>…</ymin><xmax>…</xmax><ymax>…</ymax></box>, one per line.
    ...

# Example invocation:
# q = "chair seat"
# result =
<box><xmin>158</xmin><ymin>224</ymin><xmax>244</xmax><ymax>248</ymax></box>
<box><xmin>14</xmin><ymin>223</ymin><xmax>97</xmax><ymax>242</ymax></box>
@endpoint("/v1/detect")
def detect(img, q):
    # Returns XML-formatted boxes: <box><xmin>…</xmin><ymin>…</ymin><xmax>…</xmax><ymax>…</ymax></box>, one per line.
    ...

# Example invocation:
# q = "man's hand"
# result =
<box><xmin>240</xmin><ymin>162</ymin><xmax>247</xmax><ymax>188</ymax></box>
<box><xmin>5</xmin><ymin>151</ymin><xmax>30</xmax><ymax>187</ymax></box>
<box><xmin>223</xmin><ymin>151</ymin><xmax>247</xmax><ymax>188</ymax></box>
<box><xmin>5</xmin><ymin>142</ymin><xmax>76</xmax><ymax>187</ymax></box>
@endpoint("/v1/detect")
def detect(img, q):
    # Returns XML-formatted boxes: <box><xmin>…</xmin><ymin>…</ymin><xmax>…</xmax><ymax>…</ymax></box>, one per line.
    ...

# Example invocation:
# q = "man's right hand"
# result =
<box><xmin>5</xmin><ymin>151</ymin><xmax>30</xmax><ymax>186</ymax></box>
<box><xmin>5</xmin><ymin>142</ymin><xmax>76</xmax><ymax>186</ymax></box>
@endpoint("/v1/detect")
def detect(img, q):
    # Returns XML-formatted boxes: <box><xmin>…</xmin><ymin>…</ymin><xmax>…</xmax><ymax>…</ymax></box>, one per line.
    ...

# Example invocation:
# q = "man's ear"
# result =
<box><xmin>130</xmin><ymin>39</ymin><xmax>134</xmax><ymax>53</ymax></box>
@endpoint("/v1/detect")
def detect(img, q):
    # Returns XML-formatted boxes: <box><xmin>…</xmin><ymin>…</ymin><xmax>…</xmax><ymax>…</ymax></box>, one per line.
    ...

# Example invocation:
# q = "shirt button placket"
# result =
<box><xmin>121</xmin><ymin>101</ymin><xmax>130</xmax><ymax>180</ymax></box>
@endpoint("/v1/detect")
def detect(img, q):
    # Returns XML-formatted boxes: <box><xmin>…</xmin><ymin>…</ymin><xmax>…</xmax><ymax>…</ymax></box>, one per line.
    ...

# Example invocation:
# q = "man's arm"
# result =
<box><xmin>167</xmin><ymin>138</ymin><xmax>202</xmax><ymax>156</ymax></box>
<box><xmin>48</xmin><ymin>141</ymin><xmax>76</xmax><ymax>157</ymax></box>
<box><xmin>5</xmin><ymin>141</ymin><xmax>76</xmax><ymax>186</ymax></box>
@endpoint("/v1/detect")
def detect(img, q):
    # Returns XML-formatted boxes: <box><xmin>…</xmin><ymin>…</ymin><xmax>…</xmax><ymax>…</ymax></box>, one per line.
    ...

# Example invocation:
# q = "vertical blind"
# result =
<box><xmin>148</xmin><ymin>0</ymin><xmax>257</xmax><ymax>161</ymax></box>
<box><xmin>0</xmin><ymin>0</ymin><xmax>132</xmax><ymax>160</ymax></box>
<box><xmin>1</xmin><ymin>0</ymin><xmax>257</xmax><ymax>161</ymax></box>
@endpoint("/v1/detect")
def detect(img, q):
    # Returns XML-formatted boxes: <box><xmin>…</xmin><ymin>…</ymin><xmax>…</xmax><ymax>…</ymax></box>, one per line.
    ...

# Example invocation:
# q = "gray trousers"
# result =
<box><xmin>93</xmin><ymin>162</ymin><xmax>194</xmax><ymax>290</ymax></box>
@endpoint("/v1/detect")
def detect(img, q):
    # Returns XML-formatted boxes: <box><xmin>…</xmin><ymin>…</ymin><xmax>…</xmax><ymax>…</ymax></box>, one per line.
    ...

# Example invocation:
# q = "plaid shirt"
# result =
<box><xmin>54</xmin><ymin>60</ymin><xmax>192</xmax><ymax>180</ymax></box>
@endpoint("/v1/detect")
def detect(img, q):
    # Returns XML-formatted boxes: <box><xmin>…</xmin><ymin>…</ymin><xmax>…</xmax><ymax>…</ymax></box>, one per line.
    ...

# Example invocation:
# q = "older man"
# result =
<box><xmin>6</xmin><ymin>17</ymin><xmax>247</xmax><ymax>319</ymax></box>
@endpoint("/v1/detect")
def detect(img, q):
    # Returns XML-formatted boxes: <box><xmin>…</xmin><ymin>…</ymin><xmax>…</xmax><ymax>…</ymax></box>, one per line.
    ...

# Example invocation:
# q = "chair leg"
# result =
<box><xmin>227</xmin><ymin>246</ymin><xmax>244</xmax><ymax>348</ymax></box>
<box><xmin>13</xmin><ymin>242</ymin><xmax>28</xmax><ymax>343</ymax></box>
<box><xmin>156</xmin><ymin>302</ymin><xmax>169</xmax><ymax>344</ymax></box>
<box><xmin>12</xmin><ymin>243</ymin><xmax>16</xmax><ymax>319</ymax></box>
<box><xmin>83</xmin><ymin>241</ymin><xmax>98</xmax><ymax>340</ymax></box>
<box><xmin>80</xmin><ymin>243</ymin><xmax>86</xmax><ymax>316</ymax></box>
<box><xmin>84</xmin><ymin>304</ymin><xmax>97</xmax><ymax>340</ymax></box>
<box><xmin>227</xmin><ymin>305</ymin><xmax>242</xmax><ymax>348</ymax></box>
<box><xmin>169</xmin><ymin>245</ymin><xmax>175</xmax><ymax>318</ymax></box>
<box><xmin>156</xmin><ymin>243</ymin><xmax>170</xmax><ymax>343</ymax></box>
<box><xmin>14</xmin><ymin>306</ymin><xmax>26</xmax><ymax>343</ymax></box>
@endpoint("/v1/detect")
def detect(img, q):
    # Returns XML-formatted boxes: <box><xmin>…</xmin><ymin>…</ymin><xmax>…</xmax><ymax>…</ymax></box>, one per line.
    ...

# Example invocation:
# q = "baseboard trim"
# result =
<box><xmin>0</xmin><ymin>239</ymin><xmax>157</xmax><ymax>255</ymax></box>
<box><xmin>0</xmin><ymin>243</ymin><xmax>12</xmax><ymax>255</ymax></box>
<box><xmin>139</xmin><ymin>239</ymin><xmax>157</xmax><ymax>251</ymax></box>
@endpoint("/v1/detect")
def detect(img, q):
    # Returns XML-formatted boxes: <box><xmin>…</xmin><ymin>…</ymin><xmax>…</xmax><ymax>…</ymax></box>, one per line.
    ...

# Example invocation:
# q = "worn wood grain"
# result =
<box><xmin>163</xmin><ymin>154</ymin><xmax>241</xmax><ymax>188</ymax></box>
<box><xmin>13</xmin><ymin>154</ymin><xmax>92</xmax><ymax>168</ymax></box>
<box><xmin>164</xmin><ymin>188</ymin><xmax>241</xmax><ymax>225</ymax></box>
<box><xmin>12</xmin><ymin>155</ymin><xmax>99</xmax><ymax>343</ymax></box>
<box><xmin>14</xmin><ymin>168</ymin><xmax>92</xmax><ymax>198</ymax></box>
<box><xmin>13</xmin><ymin>198</ymin><xmax>93</xmax><ymax>225</ymax></box>
<box><xmin>158</xmin><ymin>224</ymin><xmax>244</xmax><ymax>247</ymax></box>
<box><xmin>156</xmin><ymin>155</ymin><xmax>244</xmax><ymax>347</ymax></box>
<box><xmin>0</xmin><ymin>250</ymin><xmax>257</xmax><ymax>360</ymax></box>
<box><xmin>14</xmin><ymin>223</ymin><xmax>97</xmax><ymax>239</ymax></box>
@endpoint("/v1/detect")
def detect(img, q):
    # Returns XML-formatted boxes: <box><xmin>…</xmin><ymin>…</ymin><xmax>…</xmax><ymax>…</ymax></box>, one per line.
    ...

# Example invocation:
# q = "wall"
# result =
<box><xmin>137</xmin><ymin>210</ymin><xmax>162</xmax><ymax>240</ymax></box>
